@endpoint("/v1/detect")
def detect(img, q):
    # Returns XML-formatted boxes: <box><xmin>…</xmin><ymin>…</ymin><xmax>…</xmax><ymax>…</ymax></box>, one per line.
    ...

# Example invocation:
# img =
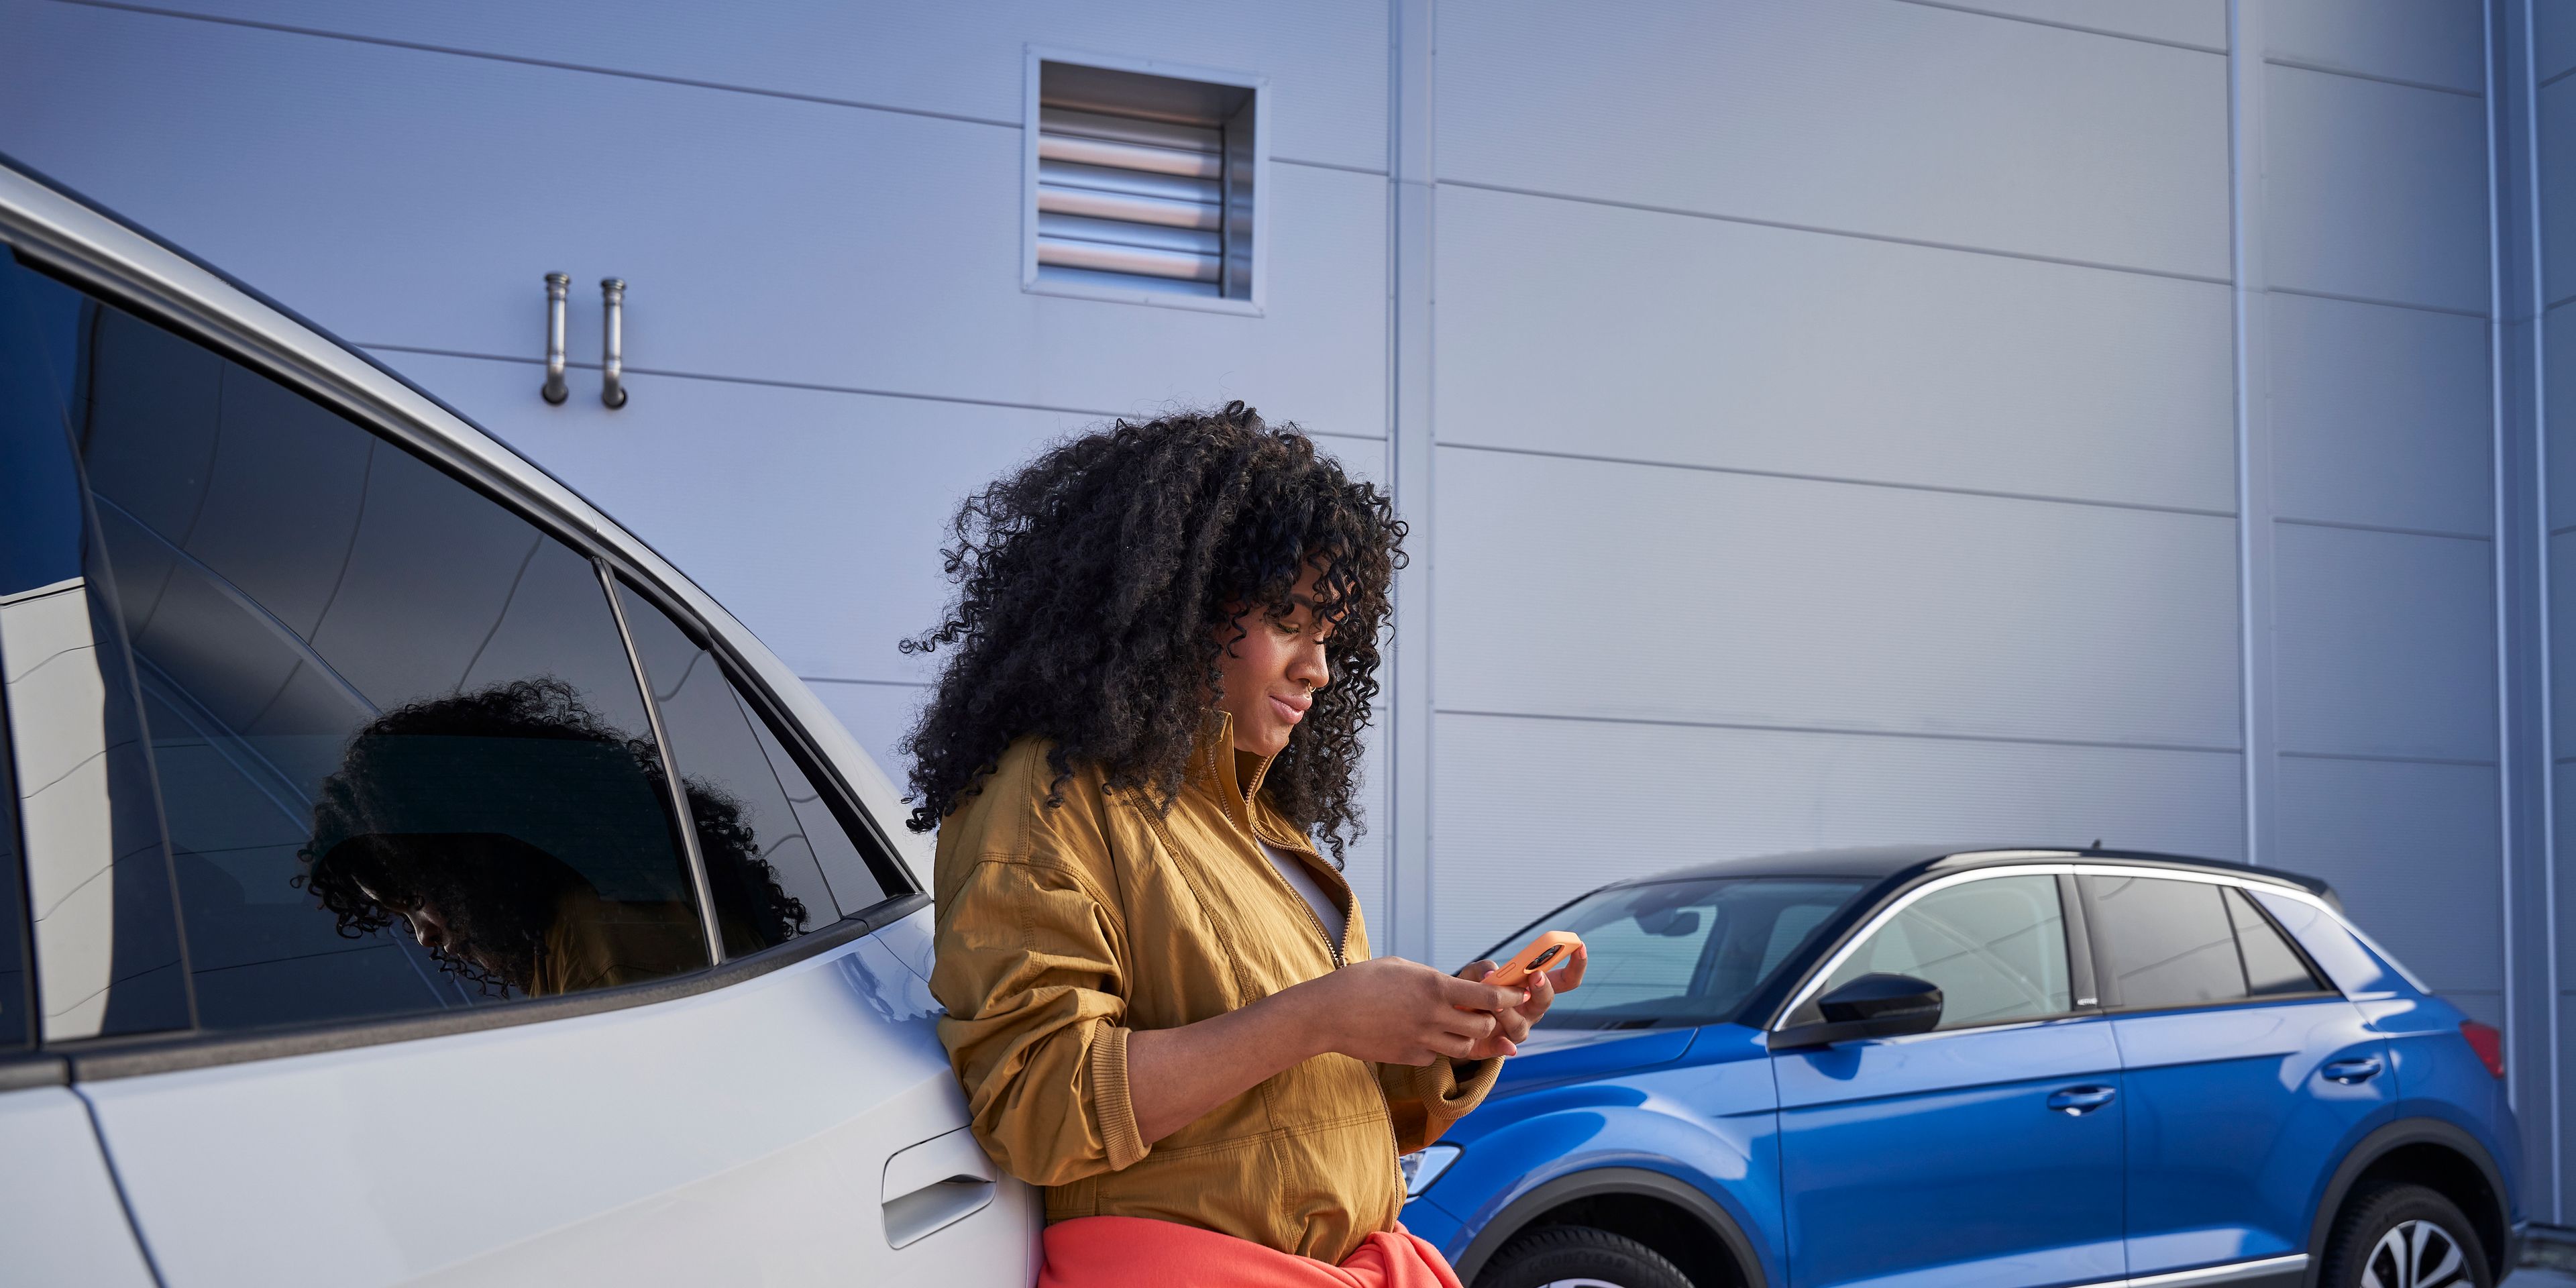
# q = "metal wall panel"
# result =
<box><xmin>1432</xmin><ymin>182</ymin><xmax>2237</xmax><ymax>512</ymax></box>
<box><xmin>2555</xmin><ymin>530</ymin><xmax>2576</xmax><ymax>757</ymax></box>
<box><xmin>391</xmin><ymin>352</ymin><xmax>1388</xmax><ymax>688</ymax></box>
<box><xmin>2273</xmin><ymin>522</ymin><xmax>2497</xmax><ymax>761</ymax></box>
<box><xmin>2541</xmin><ymin>1</ymin><xmax>2576</xmax><ymax>87</ymax></box>
<box><xmin>807</xmin><ymin>680</ymin><xmax>926</xmax><ymax>784</ymax></box>
<box><xmin>66</xmin><ymin>0</ymin><xmax>1392</xmax><ymax>170</ymax></box>
<box><xmin>1917</xmin><ymin>0</ymin><xmax>2224</xmax><ymax>51</ymax></box>
<box><xmin>2265</xmin><ymin>62</ymin><xmax>2491</xmax><ymax>313</ymax></box>
<box><xmin>2559</xmin><ymin>763</ymin><xmax>2576</xmax><ymax>992</ymax></box>
<box><xmin>1435</xmin><ymin>0</ymin><xmax>2229</xmax><ymax>276</ymax></box>
<box><xmin>2264</xmin><ymin>0</ymin><xmax>2485</xmax><ymax>94</ymax></box>
<box><xmin>2269</xmin><ymin>292</ymin><xmax>2492</xmax><ymax>535</ymax></box>
<box><xmin>2275</xmin><ymin>755</ymin><xmax>2501</xmax><ymax>997</ymax></box>
<box><xmin>1429</xmin><ymin>710</ymin><xmax>2245</xmax><ymax>971</ymax></box>
<box><xmin>0</xmin><ymin>1</ymin><xmax>1390</xmax><ymax>433</ymax></box>
<box><xmin>2546</xmin><ymin>81</ymin><xmax>2576</xmax><ymax>313</ymax></box>
<box><xmin>2553</xmin><ymin>303</ymin><xmax>2576</xmax><ymax>531</ymax></box>
<box><xmin>1434</xmin><ymin>447</ymin><xmax>2242</xmax><ymax>749</ymax></box>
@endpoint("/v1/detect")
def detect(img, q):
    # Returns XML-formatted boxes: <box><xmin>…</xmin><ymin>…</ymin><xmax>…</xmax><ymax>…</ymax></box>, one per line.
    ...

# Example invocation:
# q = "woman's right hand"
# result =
<box><xmin>1290</xmin><ymin>957</ymin><xmax>1530</xmax><ymax>1066</ymax></box>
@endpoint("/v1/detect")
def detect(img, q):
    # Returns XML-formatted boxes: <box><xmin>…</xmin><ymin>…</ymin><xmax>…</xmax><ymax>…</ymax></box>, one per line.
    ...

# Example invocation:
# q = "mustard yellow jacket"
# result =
<box><xmin>929</xmin><ymin>718</ymin><xmax>1500</xmax><ymax>1263</ymax></box>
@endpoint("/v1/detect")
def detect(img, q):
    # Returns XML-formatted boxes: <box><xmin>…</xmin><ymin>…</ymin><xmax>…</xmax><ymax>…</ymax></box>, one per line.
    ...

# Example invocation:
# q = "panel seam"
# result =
<box><xmin>1433</xmin><ymin>178</ymin><xmax>2232</xmax><ymax>286</ymax></box>
<box><xmin>1438</xmin><ymin>441</ymin><xmax>2237</xmax><ymax>520</ymax></box>
<box><xmin>358</xmin><ymin>345</ymin><xmax>1393</xmax><ymax>443</ymax></box>
<box><xmin>2264</xmin><ymin>54</ymin><xmax>2483</xmax><ymax>99</ymax></box>
<box><xmin>1886</xmin><ymin>0</ymin><xmax>2226</xmax><ymax>56</ymax></box>
<box><xmin>1438</xmin><ymin>708</ymin><xmax>2242</xmax><ymax>757</ymax></box>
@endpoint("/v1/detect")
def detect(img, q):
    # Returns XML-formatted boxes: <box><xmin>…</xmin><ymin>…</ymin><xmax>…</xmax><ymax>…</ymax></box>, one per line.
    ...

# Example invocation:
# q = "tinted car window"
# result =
<box><xmin>18</xmin><ymin>263</ymin><xmax>712</xmax><ymax>1031</ymax></box>
<box><xmin>1</xmin><ymin>250</ymin><xmax>191</xmax><ymax>1040</ymax></box>
<box><xmin>2083</xmin><ymin>875</ymin><xmax>2251</xmax><ymax>1010</ymax></box>
<box><xmin>614</xmin><ymin>582</ymin><xmax>890</xmax><ymax>952</ymax></box>
<box><xmin>1813</xmin><ymin>873</ymin><xmax>2071</xmax><ymax>1030</ymax></box>
<box><xmin>2226</xmin><ymin>885</ymin><xmax>2326</xmax><ymax>996</ymax></box>
<box><xmin>1517</xmin><ymin>877</ymin><xmax>1867</xmax><ymax>1029</ymax></box>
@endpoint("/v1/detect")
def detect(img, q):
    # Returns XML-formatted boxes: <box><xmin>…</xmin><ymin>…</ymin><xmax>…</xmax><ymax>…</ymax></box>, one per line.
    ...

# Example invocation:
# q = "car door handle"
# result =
<box><xmin>2046</xmin><ymin>1085</ymin><xmax>2117</xmax><ymax>1115</ymax></box>
<box><xmin>2322</xmin><ymin>1056</ymin><xmax>2384</xmax><ymax>1085</ymax></box>
<box><xmin>882</xmin><ymin>1127</ymin><xmax>997</xmax><ymax>1249</ymax></box>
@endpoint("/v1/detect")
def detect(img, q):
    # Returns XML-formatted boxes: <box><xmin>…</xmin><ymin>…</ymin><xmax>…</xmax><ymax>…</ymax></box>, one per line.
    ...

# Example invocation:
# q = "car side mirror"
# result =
<box><xmin>1768</xmin><ymin>973</ymin><xmax>1943</xmax><ymax>1051</ymax></box>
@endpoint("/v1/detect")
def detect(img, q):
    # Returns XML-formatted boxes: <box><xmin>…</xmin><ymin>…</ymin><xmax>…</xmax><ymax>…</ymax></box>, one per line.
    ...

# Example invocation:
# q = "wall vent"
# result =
<box><xmin>1027</xmin><ymin>57</ymin><xmax>1260</xmax><ymax>306</ymax></box>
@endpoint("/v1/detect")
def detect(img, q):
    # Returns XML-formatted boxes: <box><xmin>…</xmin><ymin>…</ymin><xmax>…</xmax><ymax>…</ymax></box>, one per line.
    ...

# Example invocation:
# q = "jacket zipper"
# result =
<box><xmin>1258</xmin><ymin>815</ymin><xmax>1345</xmax><ymax>969</ymax></box>
<box><xmin>1232</xmin><ymin>776</ymin><xmax>1407</xmax><ymax>1201</ymax></box>
<box><xmin>1232</xmin><ymin>744</ymin><xmax>1344</xmax><ymax>971</ymax></box>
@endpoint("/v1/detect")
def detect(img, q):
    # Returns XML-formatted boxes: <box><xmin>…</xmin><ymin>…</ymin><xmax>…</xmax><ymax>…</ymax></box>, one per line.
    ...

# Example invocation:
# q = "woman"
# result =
<box><xmin>904</xmin><ymin>405</ymin><xmax>1581</xmax><ymax>1287</ymax></box>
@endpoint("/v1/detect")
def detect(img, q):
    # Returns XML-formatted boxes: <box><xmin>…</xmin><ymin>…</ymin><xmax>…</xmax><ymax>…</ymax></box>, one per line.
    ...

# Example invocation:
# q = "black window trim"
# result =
<box><xmin>2074</xmin><ymin>869</ymin><xmax>2343</xmax><ymax>1018</ymax></box>
<box><xmin>602</xmin><ymin>566</ymin><xmax>918</xmax><ymax>914</ymax></box>
<box><xmin>1</xmin><ymin>188</ymin><xmax>929</xmax><ymax>1079</ymax></box>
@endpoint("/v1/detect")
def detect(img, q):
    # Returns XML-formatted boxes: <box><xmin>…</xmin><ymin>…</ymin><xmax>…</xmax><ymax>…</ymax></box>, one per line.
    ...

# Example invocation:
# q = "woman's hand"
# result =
<box><xmin>1287</xmin><ymin>957</ymin><xmax>1529</xmax><ymax>1067</ymax></box>
<box><xmin>1454</xmin><ymin>945</ymin><xmax>1587</xmax><ymax>1060</ymax></box>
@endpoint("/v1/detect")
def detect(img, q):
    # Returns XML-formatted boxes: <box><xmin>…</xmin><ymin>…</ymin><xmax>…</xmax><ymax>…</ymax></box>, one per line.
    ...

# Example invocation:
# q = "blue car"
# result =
<box><xmin>1400</xmin><ymin>847</ymin><xmax>2517</xmax><ymax>1288</ymax></box>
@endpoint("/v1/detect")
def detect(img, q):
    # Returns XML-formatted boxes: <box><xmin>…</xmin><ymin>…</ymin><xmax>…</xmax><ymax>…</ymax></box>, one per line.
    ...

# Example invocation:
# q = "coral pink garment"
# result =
<box><xmin>1037</xmin><ymin>1216</ymin><xmax>1466</xmax><ymax>1288</ymax></box>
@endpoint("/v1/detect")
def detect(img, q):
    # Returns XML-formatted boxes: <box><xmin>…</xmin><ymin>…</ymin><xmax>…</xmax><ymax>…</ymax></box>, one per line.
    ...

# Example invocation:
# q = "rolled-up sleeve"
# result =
<box><xmin>1376</xmin><ymin>1055</ymin><xmax>1503</xmax><ymax>1155</ymax></box>
<box><xmin>932</xmin><ymin>857</ymin><xmax>1148</xmax><ymax>1186</ymax></box>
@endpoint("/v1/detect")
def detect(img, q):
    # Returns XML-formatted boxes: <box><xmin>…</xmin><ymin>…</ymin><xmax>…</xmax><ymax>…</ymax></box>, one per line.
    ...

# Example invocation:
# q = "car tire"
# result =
<box><xmin>2318</xmin><ymin>1181</ymin><xmax>2491</xmax><ymax>1288</ymax></box>
<box><xmin>1475</xmin><ymin>1224</ymin><xmax>1694</xmax><ymax>1288</ymax></box>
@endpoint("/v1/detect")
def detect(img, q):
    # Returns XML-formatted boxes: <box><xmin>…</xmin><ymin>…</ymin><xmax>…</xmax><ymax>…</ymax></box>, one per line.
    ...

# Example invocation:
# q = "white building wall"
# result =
<box><xmin>0</xmin><ymin>0</ymin><xmax>2547</xmax><ymax>1207</ymax></box>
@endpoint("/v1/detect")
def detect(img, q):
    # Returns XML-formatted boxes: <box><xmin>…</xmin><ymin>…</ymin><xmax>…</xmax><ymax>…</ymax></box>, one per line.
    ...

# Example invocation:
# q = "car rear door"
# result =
<box><xmin>0</xmin><ymin>221</ymin><xmax>1032</xmax><ymax>1285</ymax></box>
<box><xmin>2080</xmin><ymin>869</ymin><xmax>2393</xmax><ymax>1284</ymax></box>
<box><xmin>1773</xmin><ymin>869</ymin><xmax>2126</xmax><ymax>1288</ymax></box>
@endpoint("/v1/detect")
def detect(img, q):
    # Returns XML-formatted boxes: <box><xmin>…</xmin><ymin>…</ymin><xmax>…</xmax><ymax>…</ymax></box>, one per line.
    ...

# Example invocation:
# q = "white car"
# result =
<box><xmin>0</xmin><ymin>158</ymin><xmax>1035</xmax><ymax>1285</ymax></box>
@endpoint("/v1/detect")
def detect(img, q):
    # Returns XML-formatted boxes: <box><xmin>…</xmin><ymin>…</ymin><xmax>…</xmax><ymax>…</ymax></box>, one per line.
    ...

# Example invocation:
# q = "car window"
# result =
<box><xmin>1811</xmin><ymin>873</ymin><xmax>2072</xmax><ymax>1031</ymax></box>
<box><xmin>1</xmin><ymin>250</ymin><xmax>191</xmax><ymax>1040</ymax></box>
<box><xmin>8</xmin><ymin>255</ymin><xmax>716</xmax><ymax>1034</ymax></box>
<box><xmin>1521</xmin><ymin>877</ymin><xmax>1868</xmax><ymax>1029</ymax></box>
<box><xmin>2226</xmin><ymin>885</ymin><xmax>2326</xmax><ymax>996</ymax></box>
<box><xmin>614</xmin><ymin>582</ymin><xmax>894</xmax><ymax>952</ymax></box>
<box><xmin>2082</xmin><ymin>875</ymin><xmax>2300</xmax><ymax>1011</ymax></box>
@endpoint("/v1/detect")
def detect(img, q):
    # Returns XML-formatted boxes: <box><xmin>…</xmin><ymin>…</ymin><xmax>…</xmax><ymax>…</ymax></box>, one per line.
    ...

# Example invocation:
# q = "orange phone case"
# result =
<box><xmin>1487</xmin><ymin>930</ymin><xmax>1584</xmax><ymax>990</ymax></box>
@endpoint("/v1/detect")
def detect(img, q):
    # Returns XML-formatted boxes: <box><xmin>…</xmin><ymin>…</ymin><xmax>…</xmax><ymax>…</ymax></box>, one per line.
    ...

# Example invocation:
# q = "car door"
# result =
<box><xmin>1773</xmin><ymin>869</ymin><xmax>2125</xmax><ymax>1288</ymax></box>
<box><xmin>2080</xmin><ymin>870</ymin><xmax>2393</xmax><ymax>1282</ymax></box>
<box><xmin>0</xmin><ymin>226</ymin><xmax>1032</xmax><ymax>1285</ymax></box>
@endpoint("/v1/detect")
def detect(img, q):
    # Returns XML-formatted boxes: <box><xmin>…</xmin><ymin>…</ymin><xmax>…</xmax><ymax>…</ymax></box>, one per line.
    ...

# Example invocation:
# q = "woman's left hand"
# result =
<box><xmin>1454</xmin><ymin>947</ymin><xmax>1587</xmax><ymax>1060</ymax></box>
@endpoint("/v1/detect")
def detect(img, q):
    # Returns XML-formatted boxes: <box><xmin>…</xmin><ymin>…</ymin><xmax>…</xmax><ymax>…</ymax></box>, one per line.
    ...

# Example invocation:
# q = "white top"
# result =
<box><xmin>1260</xmin><ymin>839</ymin><xmax>1348</xmax><ymax>947</ymax></box>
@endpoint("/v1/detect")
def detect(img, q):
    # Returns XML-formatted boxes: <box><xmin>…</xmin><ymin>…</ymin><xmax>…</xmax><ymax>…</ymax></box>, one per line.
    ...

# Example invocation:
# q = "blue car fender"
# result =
<box><xmin>1419</xmin><ymin>1092</ymin><xmax>1780</xmax><ymax>1287</ymax></box>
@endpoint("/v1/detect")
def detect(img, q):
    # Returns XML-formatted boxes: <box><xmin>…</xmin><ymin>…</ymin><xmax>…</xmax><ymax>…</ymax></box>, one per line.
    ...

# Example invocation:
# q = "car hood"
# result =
<box><xmin>1489</xmin><ymin>1025</ymin><xmax>1701</xmax><ymax>1097</ymax></box>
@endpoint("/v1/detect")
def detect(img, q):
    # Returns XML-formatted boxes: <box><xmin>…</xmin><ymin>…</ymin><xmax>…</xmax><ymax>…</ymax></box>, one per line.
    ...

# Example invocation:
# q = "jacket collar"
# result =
<box><xmin>1189</xmin><ymin>710</ymin><xmax>1305</xmax><ymax>851</ymax></box>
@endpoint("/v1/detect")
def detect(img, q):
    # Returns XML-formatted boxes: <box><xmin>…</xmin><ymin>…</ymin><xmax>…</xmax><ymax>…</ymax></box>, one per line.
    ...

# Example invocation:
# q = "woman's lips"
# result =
<box><xmin>1269</xmin><ymin>694</ymin><xmax>1309</xmax><ymax>724</ymax></box>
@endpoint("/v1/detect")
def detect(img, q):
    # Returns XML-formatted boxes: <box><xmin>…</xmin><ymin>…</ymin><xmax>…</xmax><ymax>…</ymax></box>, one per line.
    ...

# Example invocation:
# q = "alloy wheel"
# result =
<box><xmin>2362</xmin><ymin>1218</ymin><xmax>2470</xmax><ymax>1288</ymax></box>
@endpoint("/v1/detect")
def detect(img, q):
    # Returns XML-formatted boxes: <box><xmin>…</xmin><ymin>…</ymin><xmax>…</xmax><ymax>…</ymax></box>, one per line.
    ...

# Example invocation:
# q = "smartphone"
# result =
<box><xmin>1486</xmin><ymin>930</ymin><xmax>1584</xmax><ymax>990</ymax></box>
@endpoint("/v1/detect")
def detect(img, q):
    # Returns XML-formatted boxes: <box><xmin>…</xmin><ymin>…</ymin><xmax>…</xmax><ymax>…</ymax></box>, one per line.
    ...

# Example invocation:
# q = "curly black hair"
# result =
<box><xmin>295</xmin><ymin>678</ymin><xmax>809</xmax><ymax>994</ymax></box>
<box><xmin>899</xmin><ymin>402</ymin><xmax>1403</xmax><ymax>862</ymax></box>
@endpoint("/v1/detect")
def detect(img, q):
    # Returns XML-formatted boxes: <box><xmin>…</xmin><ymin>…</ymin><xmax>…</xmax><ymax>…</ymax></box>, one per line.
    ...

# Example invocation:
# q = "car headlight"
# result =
<box><xmin>1399</xmin><ymin>1144</ymin><xmax>1462</xmax><ymax>1198</ymax></box>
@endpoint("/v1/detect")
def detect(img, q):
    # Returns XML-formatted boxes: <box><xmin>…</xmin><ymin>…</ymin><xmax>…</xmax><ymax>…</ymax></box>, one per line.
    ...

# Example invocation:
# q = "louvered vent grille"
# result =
<box><xmin>1032</xmin><ymin>61</ymin><xmax>1256</xmax><ymax>302</ymax></box>
<box><xmin>1038</xmin><ymin>109</ymin><xmax>1222</xmax><ymax>285</ymax></box>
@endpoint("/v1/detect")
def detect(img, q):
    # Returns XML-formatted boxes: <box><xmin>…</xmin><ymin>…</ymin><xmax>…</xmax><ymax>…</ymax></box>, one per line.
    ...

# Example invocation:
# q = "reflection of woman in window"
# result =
<box><xmin>296</xmin><ymin>678</ymin><xmax>804</xmax><ymax>998</ymax></box>
<box><xmin>902</xmin><ymin>405</ymin><xmax>1578</xmax><ymax>1286</ymax></box>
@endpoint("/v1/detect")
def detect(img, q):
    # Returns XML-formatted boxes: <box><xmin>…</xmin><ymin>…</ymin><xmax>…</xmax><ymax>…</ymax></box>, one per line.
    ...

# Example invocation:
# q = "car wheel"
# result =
<box><xmin>2319</xmin><ymin>1182</ymin><xmax>2491</xmax><ymax>1288</ymax></box>
<box><xmin>1476</xmin><ymin>1224</ymin><xmax>1693</xmax><ymax>1288</ymax></box>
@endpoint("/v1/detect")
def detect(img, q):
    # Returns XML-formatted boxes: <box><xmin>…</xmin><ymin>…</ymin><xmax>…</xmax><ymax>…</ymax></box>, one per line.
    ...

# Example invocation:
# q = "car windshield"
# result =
<box><xmin>1513</xmin><ymin>877</ymin><xmax>1871</xmax><ymax>1029</ymax></box>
